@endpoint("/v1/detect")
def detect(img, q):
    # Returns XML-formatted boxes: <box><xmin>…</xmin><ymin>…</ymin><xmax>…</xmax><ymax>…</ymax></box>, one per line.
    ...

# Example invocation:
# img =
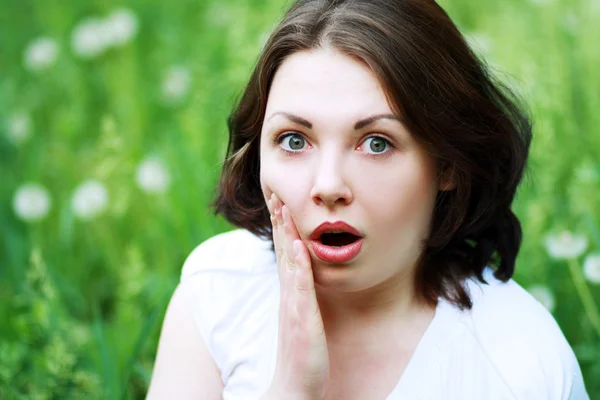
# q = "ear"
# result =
<box><xmin>438</xmin><ymin>162</ymin><xmax>457</xmax><ymax>192</ymax></box>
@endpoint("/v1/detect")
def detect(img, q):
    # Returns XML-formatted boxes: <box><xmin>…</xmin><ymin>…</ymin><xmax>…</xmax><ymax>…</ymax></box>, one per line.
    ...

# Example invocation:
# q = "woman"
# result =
<box><xmin>147</xmin><ymin>0</ymin><xmax>590</xmax><ymax>399</ymax></box>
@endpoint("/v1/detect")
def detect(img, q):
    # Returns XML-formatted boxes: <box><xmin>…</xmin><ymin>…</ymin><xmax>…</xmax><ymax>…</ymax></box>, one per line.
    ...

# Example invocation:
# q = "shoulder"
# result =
<box><xmin>178</xmin><ymin>229</ymin><xmax>278</xmax><ymax>341</ymax></box>
<box><xmin>464</xmin><ymin>268</ymin><xmax>561</xmax><ymax>335</ymax></box>
<box><xmin>177</xmin><ymin>228</ymin><xmax>276</xmax><ymax>339</ymax></box>
<box><xmin>181</xmin><ymin>228</ymin><xmax>276</xmax><ymax>279</ymax></box>
<box><xmin>456</xmin><ymin>267</ymin><xmax>589</xmax><ymax>399</ymax></box>
<box><xmin>177</xmin><ymin>229</ymin><xmax>280</xmax><ymax>390</ymax></box>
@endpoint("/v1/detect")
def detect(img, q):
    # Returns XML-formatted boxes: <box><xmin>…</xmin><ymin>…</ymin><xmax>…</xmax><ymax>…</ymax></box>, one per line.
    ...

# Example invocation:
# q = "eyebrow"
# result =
<box><xmin>266</xmin><ymin>112</ymin><xmax>402</xmax><ymax>130</ymax></box>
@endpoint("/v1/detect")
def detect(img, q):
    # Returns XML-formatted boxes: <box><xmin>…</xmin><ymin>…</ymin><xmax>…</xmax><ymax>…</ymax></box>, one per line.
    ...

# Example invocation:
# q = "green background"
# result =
<box><xmin>1</xmin><ymin>0</ymin><xmax>599</xmax><ymax>398</ymax></box>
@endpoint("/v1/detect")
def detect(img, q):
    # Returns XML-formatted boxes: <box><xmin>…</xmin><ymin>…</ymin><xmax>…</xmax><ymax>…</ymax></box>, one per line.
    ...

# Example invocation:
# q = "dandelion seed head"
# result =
<box><xmin>466</xmin><ymin>32</ymin><xmax>494</xmax><ymax>55</ymax></box>
<box><xmin>13</xmin><ymin>183</ymin><xmax>52</xmax><ymax>222</ymax></box>
<box><xmin>6</xmin><ymin>112</ymin><xmax>32</xmax><ymax>145</ymax></box>
<box><xmin>23</xmin><ymin>37</ymin><xmax>59</xmax><ymax>72</ymax></box>
<box><xmin>527</xmin><ymin>284</ymin><xmax>556</xmax><ymax>313</ymax></box>
<box><xmin>530</xmin><ymin>0</ymin><xmax>555</xmax><ymax>5</ymax></box>
<box><xmin>161</xmin><ymin>66</ymin><xmax>192</xmax><ymax>104</ymax></box>
<box><xmin>103</xmin><ymin>8</ymin><xmax>139</xmax><ymax>47</ymax></box>
<box><xmin>583</xmin><ymin>254</ymin><xmax>600</xmax><ymax>284</ymax></box>
<box><xmin>575</xmin><ymin>162</ymin><xmax>599</xmax><ymax>183</ymax></box>
<box><xmin>71</xmin><ymin>180</ymin><xmax>109</xmax><ymax>220</ymax></box>
<box><xmin>544</xmin><ymin>231</ymin><xmax>588</xmax><ymax>260</ymax></box>
<box><xmin>562</xmin><ymin>10</ymin><xmax>579</xmax><ymax>34</ymax></box>
<box><xmin>136</xmin><ymin>157</ymin><xmax>171</xmax><ymax>194</ymax></box>
<box><xmin>205</xmin><ymin>3</ymin><xmax>233</xmax><ymax>27</ymax></box>
<box><xmin>71</xmin><ymin>18</ymin><xmax>110</xmax><ymax>59</ymax></box>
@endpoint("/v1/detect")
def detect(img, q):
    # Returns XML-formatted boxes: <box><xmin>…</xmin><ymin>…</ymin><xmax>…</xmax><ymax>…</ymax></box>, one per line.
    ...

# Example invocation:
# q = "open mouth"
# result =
<box><xmin>319</xmin><ymin>232</ymin><xmax>361</xmax><ymax>247</ymax></box>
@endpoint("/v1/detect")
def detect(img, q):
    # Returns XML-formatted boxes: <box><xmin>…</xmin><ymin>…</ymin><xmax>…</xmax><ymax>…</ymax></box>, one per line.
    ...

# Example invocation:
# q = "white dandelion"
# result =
<box><xmin>544</xmin><ymin>231</ymin><xmax>588</xmax><ymax>260</ymax></box>
<box><xmin>527</xmin><ymin>284</ymin><xmax>556</xmax><ymax>313</ymax></box>
<box><xmin>562</xmin><ymin>10</ymin><xmax>579</xmax><ymax>34</ymax></box>
<box><xmin>71</xmin><ymin>17</ymin><xmax>110</xmax><ymax>59</ymax></box>
<box><xmin>465</xmin><ymin>32</ymin><xmax>494</xmax><ymax>55</ymax></box>
<box><xmin>161</xmin><ymin>66</ymin><xmax>192</xmax><ymax>104</ymax></box>
<box><xmin>6</xmin><ymin>112</ymin><xmax>32</xmax><ymax>145</ymax></box>
<box><xmin>71</xmin><ymin>180</ymin><xmax>109</xmax><ymax>220</ymax></box>
<box><xmin>23</xmin><ymin>37</ymin><xmax>59</xmax><ymax>72</ymax></box>
<box><xmin>530</xmin><ymin>0</ymin><xmax>555</xmax><ymax>5</ymax></box>
<box><xmin>583</xmin><ymin>254</ymin><xmax>600</xmax><ymax>284</ymax></box>
<box><xmin>136</xmin><ymin>157</ymin><xmax>171</xmax><ymax>194</ymax></box>
<box><xmin>13</xmin><ymin>183</ymin><xmax>52</xmax><ymax>222</ymax></box>
<box><xmin>575</xmin><ymin>162</ymin><xmax>599</xmax><ymax>183</ymax></box>
<box><xmin>103</xmin><ymin>8</ymin><xmax>139</xmax><ymax>47</ymax></box>
<box><xmin>258</xmin><ymin>30</ymin><xmax>271</xmax><ymax>51</ymax></box>
<box><xmin>205</xmin><ymin>3</ymin><xmax>234</xmax><ymax>27</ymax></box>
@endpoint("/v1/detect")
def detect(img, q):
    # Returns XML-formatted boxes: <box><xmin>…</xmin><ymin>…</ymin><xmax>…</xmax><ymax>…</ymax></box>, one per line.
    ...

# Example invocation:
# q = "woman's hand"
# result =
<box><xmin>265</xmin><ymin>193</ymin><xmax>330</xmax><ymax>400</ymax></box>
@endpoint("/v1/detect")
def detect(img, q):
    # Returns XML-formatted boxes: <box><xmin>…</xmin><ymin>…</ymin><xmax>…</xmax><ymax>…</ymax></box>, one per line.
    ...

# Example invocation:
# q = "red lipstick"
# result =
<box><xmin>309</xmin><ymin>221</ymin><xmax>364</xmax><ymax>264</ymax></box>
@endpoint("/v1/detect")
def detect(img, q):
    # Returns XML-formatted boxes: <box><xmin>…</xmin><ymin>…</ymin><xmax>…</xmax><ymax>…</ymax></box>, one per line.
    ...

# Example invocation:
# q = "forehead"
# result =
<box><xmin>265</xmin><ymin>49</ymin><xmax>394</xmax><ymax>120</ymax></box>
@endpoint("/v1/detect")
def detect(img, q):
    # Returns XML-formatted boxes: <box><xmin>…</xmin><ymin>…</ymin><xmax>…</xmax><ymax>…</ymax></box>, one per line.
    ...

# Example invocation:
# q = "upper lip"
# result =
<box><xmin>309</xmin><ymin>221</ymin><xmax>363</xmax><ymax>241</ymax></box>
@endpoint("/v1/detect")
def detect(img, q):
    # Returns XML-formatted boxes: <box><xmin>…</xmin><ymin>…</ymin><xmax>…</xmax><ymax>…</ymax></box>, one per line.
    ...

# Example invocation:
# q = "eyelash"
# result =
<box><xmin>274</xmin><ymin>132</ymin><xmax>397</xmax><ymax>159</ymax></box>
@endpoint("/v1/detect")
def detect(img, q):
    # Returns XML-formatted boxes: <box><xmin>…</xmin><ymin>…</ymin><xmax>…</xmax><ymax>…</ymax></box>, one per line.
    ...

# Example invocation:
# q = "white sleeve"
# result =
<box><xmin>179</xmin><ymin>239</ymin><xmax>222</xmax><ymax>359</ymax></box>
<box><xmin>525</xmin><ymin>295</ymin><xmax>590</xmax><ymax>400</ymax></box>
<box><xmin>177</xmin><ymin>228</ymin><xmax>277</xmax><ymax>383</ymax></box>
<box><xmin>464</xmin><ymin>274</ymin><xmax>591</xmax><ymax>400</ymax></box>
<box><xmin>511</xmin><ymin>295</ymin><xmax>591</xmax><ymax>400</ymax></box>
<box><xmin>564</xmin><ymin>347</ymin><xmax>590</xmax><ymax>400</ymax></box>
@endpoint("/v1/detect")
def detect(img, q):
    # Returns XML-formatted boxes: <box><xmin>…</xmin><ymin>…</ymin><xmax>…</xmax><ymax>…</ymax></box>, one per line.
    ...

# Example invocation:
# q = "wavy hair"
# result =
<box><xmin>211</xmin><ymin>0</ymin><xmax>533</xmax><ymax>310</ymax></box>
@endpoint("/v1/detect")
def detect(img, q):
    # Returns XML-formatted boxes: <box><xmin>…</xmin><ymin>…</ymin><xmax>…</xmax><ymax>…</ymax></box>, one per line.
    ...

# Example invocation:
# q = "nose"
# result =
<box><xmin>310</xmin><ymin>151</ymin><xmax>353</xmax><ymax>209</ymax></box>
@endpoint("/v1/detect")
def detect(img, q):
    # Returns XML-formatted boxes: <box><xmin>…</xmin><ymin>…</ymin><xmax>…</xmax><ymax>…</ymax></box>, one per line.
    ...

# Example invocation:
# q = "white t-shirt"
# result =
<box><xmin>180</xmin><ymin>229</ymin><xmax>590</xmax><ymax>400</ymax></box>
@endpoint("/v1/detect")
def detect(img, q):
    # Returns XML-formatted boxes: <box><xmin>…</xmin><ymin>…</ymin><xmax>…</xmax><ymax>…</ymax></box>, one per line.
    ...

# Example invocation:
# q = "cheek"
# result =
<box><xmin>259</xmin><ymin>141</ymin><xmax>279</xmax><ymax>200</ymax></box>
<box><xmin>357</xmin><ymin>160</ymin><xmax>438</xmax><ymax>223</ymax></box>
<box><xmin>260</xmin><ymin>152</ymin><xmax>310</xmax><ymax>207</ymax></box>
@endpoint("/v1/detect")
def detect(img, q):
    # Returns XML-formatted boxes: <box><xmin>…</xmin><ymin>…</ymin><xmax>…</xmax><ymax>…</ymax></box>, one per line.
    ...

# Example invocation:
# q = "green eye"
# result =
<box><xmin>276</xmin><ymin>133</ymin><xmax>394</xmax><ymax>156</ymax></box>
<box><xmin>289</xmin><ymin>136</ymin><xmax>305</xmax><ymax>150</ymax></box>
<box><xmin>279</xmin><ymin>133</ymin><xmax>306</xmax><ymax>151</ymax></box>
<box><xmin>365</xmin><ymin>136</ymin><xmax>389</xmax><ymax>153</ymax></box>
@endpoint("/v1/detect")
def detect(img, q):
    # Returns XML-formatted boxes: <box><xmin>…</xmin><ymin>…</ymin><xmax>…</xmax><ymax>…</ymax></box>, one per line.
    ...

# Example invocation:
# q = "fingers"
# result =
<box><xmin>282</xmin><ymin>204</ymin><xmax>301</xmax><ymax>271</ymax></box>
<box><xmin>293</xmin><ymin>239</ymin><xmax>318</xmax><ymax>323</ymax></box>
<box><xmin>267</xmin><ymin>193</ymin><xmax>315</xmax><ymax>313</ymax></box>
<box><xmin>268</xmin><ymin>193</ymin><xmax>294</xmax><ymax>295</ymax></box>
<box><xmin>268</xmin><ymin>193</ymin><xmax>302</xmax><ymax>268</ymax></box>
<box><xmin>293</xmin><ymin>240</ymin><xmax>311</xmax><ymax>292</ymax></box>
<box><xmin>267</xmin><ymin>194</ymin><xmax>283</xmax><ymax>261</ymax></box>
<box><xmin>268</xmin><ymin>194</ymin><xmax>291</xmax><ymax>327</ymax></box>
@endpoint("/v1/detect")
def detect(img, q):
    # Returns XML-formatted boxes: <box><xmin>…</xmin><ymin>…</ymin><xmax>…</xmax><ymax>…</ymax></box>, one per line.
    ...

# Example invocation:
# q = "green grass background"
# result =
<box><xmin>1</xmin><ymin>0</ymin><xmax>599</xmax><ymax>398</ymax></box>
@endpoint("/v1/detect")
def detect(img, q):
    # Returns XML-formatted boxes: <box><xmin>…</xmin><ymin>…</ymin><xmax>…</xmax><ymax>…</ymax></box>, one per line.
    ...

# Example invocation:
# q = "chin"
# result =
<box><xmin>310</xmin><ymin>261</ymin><xmax>362</xmax><ymax>291</ymax></box>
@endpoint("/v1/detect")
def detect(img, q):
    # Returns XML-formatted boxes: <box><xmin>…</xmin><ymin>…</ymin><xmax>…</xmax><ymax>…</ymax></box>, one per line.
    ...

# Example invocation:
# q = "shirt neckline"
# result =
<box><xmin>386</xmin><ymin>297</ymin><xmax>459</xmax><ymax>398</ymax></box>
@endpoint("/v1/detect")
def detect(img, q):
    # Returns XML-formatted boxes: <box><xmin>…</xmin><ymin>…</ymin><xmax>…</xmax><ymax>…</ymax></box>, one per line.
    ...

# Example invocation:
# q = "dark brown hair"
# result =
<box><xmin>211</xmin><ymin>0</ymin><xmax>532</xmax><ymax>310</ymax></box>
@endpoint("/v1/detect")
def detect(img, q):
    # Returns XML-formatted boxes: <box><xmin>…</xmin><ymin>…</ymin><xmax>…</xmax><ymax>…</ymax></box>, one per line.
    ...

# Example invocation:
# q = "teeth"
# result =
<box><xmin>324</xmin><ymin>230</ymin><xmax>348</xmax><ymax>234</ymax></box>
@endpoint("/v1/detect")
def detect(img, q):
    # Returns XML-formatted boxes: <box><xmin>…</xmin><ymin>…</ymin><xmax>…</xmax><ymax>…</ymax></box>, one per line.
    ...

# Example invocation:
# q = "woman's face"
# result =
<box><xmin>260</xmin><ymin>48</ymin><xmax>451</xmax><ymax>292</ymax></box>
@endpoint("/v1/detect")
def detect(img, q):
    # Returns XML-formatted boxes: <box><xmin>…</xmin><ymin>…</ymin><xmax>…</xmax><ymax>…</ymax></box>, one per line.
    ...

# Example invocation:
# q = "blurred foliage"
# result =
<box><xmin>0</xmin><ymin>0</ymin><xmax>599</xmax><ymax>398</ymax></box>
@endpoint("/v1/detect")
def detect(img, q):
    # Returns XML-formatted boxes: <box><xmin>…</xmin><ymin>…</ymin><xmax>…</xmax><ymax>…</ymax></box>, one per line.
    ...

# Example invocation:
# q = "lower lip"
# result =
<box><xmin>310</xmin><ymin>238</ymin><xmax>364</xmax><ymax>263</ymax></box>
